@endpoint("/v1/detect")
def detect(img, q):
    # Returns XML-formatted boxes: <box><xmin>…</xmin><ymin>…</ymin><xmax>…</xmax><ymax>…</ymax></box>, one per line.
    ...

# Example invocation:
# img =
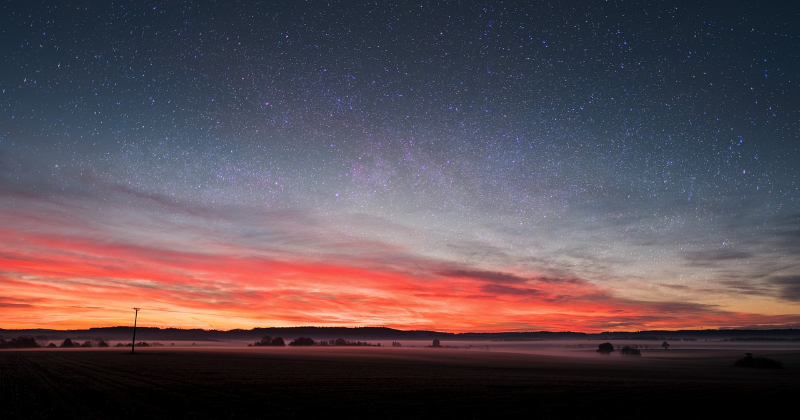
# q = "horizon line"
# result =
<box><xmin>3</xmin><ymin>325</ymin><xmax>798</xmax><ymax>334</ymax></box>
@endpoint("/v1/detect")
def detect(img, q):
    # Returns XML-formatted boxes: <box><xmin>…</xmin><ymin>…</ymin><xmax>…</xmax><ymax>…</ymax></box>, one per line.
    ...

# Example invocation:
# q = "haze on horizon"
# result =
<box><xmin>1</xmin><ymin>1</ymin><xmax>798</xmax><ymax>333</ymax></box>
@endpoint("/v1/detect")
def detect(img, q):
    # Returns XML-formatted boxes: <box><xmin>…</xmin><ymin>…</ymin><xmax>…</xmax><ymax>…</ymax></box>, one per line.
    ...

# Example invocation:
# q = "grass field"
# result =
<box><xmin>2</xmin><ymin>347</ymin><xmax>798</xmax><ymax>419</ymax></box>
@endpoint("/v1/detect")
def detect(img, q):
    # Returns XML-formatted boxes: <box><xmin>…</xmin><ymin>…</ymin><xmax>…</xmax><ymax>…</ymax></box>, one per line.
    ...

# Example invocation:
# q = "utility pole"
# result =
<box><xmin>131</xmin><ymin>308</ymin><xmax>140</xmax><ymax>354</ymax></box>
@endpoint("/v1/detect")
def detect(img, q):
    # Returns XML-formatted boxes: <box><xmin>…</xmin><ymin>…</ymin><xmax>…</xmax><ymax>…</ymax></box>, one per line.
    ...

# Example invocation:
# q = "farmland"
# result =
<box><xmin>2</xmin><ymin>346</ymin><xmax>798</xmax><ymax>419</ymax></box>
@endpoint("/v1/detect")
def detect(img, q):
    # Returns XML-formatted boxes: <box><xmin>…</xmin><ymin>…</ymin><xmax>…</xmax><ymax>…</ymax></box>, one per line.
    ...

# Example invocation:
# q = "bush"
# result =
<box><xmin>60</xmin><ymin>338</ymin><xmax>76</xmax><ymax>348</ymax></box>
<box><xmin>734</xmin><ymin>353</ymin><xmax>782</xmax><ymax>369</ymax></box>
<box><xmin>252</xmin><ymin>336</ymin><xmax>286</xmax><ymax>346</ymax></box>
<box><xmin>318</xmin><ymin>338</ymin><xmax>378</xmax><ymax>346</ymax></box>
<box><xmin>254</xmin><ymin>336</ymin><xmax>273</xmax><ymax>346</ymax></box>
<box><xmin>596</xmin><ymin>342</ymin><xmax>614</xmax><ymax>354</ymax></box>
<box><xmin>288</xmin><ymin>337</ymin><xmax>315</xmax><ymax>346</ymax></box>
<box><xmin>0</xmin><ymin>336</ymin><xmax>40</xmax><ymax>349</ymax></box>
<box><xmin>620</xmin><ymin>346</ymin><xmax>641</xmax><ymax>356</ymax></box>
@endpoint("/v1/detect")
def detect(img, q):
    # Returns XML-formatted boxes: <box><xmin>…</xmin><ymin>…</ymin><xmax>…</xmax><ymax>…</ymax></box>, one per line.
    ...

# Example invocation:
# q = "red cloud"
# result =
<box><xmin>2</xmin><ymin>214</ymin><xmax>799</xmax><ymax>332</ymax></box>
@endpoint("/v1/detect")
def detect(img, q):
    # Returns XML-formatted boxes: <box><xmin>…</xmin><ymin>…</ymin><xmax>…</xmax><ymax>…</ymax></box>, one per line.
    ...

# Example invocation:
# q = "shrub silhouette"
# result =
<box><xmin>0</xmin><ymin>336</ymin><xmax>39</xmax><ymax>349</ymax></box>
<box><xmin>596</xmin><ymin>342</ymin><xmax>614</xmax><ymax>354</ymax></box>
<box><xmin>431</xmin><ymin>339</ymin><xmax>441</xmax><ymax>347</ymax></box>
<box><xmin>734</xmin><ymin>353</ymin><xmax>782</xmax><ymax>369</ymax></box>
<box><xmin>60</xmin><ymin>338</ymin><xmax>76</xmax><ymax>348</ymax></box>
<box><xmin>289</xmin><ymin>337</ymin><xmax>315</xmax><ymax>346</ymax></box>
<box><xmin>662</xmin><ymin>341</ymin><xmax>670</xmax><ymax>350</ymax></box>
<box><xmin>315</xmin><ymin>338</ymin><xmax>378</xmax><ymax>347</ymax></box>
<box><xmin>252</xmin><ymin>336</ymin><xmax>286</xmax><ymax>346</ymax></box>
<box><xmin>620</xmin><ymin>346</ymin><xmax>641</xmax><ymax>356</ymax></box>
<box><xmin>255</xmin><ymin>336</ymin><xmax>273</xmax><ymax>346</ymax></box>
<box><xmin>115</xmin><ymin>341</ymin><xmax>149</xmax><ymax>347</ymax></box>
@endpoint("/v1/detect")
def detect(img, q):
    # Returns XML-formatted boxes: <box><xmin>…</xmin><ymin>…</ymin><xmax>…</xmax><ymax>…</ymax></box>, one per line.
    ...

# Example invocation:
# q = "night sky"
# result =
<box><xmin>2</xmin><ymin>1</ymin><xmax>799</xmax><ymax>332</ymax></box>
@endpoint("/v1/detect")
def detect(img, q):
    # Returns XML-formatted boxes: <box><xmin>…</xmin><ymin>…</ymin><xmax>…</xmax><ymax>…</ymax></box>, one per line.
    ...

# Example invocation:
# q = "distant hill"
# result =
<box><xmin>2</xmin><ymin>326</ymin><xmax>800</xmax><ymax>345</ymax></box>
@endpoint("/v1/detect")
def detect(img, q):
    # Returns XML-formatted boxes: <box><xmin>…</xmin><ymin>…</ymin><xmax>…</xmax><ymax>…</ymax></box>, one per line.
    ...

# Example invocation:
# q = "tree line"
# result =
<box><xmin>248</xmin><ymin>336</ymin><xmax>381</xmax><ymax>347</ymax></box>
<box><xmin>0</xmin><ymin>336</ymin><xmax>113</xmax><ymax>348</ymax></box>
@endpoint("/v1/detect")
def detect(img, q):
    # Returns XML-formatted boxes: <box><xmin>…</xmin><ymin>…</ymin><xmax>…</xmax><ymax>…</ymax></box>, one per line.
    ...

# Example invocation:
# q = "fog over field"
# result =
<box><xmin>5</xmin><ymin>327</ymin><xmax>799</xmax><ymax>418</ymax></box>
<box><xmin>3</xmin><ymin>344</ymin><xmax>798</xmax><ymax>419</ymax></box>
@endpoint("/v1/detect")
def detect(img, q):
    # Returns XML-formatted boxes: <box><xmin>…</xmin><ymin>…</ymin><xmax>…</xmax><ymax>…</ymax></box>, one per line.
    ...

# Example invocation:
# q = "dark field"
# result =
<box><xmin>2</xmin><ymin>347</ymin><xmax>798</xmax><ymax>419</ymax></box>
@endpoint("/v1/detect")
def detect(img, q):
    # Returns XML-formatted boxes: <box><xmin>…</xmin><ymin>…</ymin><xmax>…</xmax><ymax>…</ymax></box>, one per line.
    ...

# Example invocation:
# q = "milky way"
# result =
<box><xmin>1</xmin><ymin>1</ymin><xmax>798</xmax><ymax>331</ymax></box>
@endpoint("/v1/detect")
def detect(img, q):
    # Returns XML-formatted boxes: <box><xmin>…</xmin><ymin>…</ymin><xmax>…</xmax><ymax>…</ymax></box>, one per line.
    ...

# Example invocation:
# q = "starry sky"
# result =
<box><xmin>1</xmin><ymin>1</ymin><xmax>799</xmax><ymax>332</ymax></box>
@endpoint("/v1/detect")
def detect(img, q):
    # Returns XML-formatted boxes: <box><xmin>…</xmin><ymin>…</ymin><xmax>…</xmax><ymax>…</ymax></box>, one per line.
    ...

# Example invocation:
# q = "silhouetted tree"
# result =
<box><xmin>0</xmin><ymin>336</ymin><xmax>39</xmax><ymax>349</ymax></box>
<box><xmin>80</xmin><ymin>340</ymin><xmax>93</xmax><ymax>348</ymax></box>
<box><xmin>392</xmin><ymin>341</ymin><xmax>401</xmax><ymax>347</ymax></box>
<box><xmin>597</xmin><ymin>342</ymin><xmax>614</xmax><ymax>354</ymax></box>
<box><xmin>662</xmin><ymin>341</ymin><xmax>670</xmax><ymax>350</ymax></box>
<box><xmin>432</xmin><ymin>339</ymin><xmax>441</xmax><ymax>347</ymax></box>
<box><xmin>620</xmin><ymin>346</ymin><xmax>641</xmax><ymax>356</ymax></box>
<box><xmin>251</xmin><ymin>336</ymin><xmax>286</xmax><ymax>346</ymax></box>
<box><xmin>289</xmin><ymin>337</ymin><xmax>315</xmax><ymax>346</ymax></box>
<box><xmin>734</xmin><ymin>353</ymin><xmax>782</xmax><ymax>369</ymax></box>
<box><xmin>96</xmin><ymin>339</ymin><xmax>109</xmax><ymax>348</ymax></box>
<box><xmin>47</xmin><ymin>343</ymin><xmax>57</xmax><ymax>348</ymax></box>
<box><xmin>60</xmin><ymin>338</ymin><xmax>76</xmax><ymax>348</ymax></box>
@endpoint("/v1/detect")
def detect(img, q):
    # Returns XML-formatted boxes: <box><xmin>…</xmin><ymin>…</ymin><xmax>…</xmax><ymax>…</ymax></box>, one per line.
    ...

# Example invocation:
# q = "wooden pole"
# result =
<box><xmin>131</xmin><ymin>308</ymin><xmax>140</xmax><ymax>354</ymax></box>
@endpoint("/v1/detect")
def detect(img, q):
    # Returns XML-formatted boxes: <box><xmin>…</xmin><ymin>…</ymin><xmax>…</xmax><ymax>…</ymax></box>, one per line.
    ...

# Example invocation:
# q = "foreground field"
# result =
<box><xmin>2</xmin><ymin>347</ymin><xmax>798</xmax><ymax>419</ymax></box>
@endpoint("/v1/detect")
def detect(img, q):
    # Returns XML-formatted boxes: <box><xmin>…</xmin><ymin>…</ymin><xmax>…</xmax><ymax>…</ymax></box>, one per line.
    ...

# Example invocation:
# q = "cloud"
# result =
<box><xmin>0</xmin><ymin>297</ymin><xmax>34</xmax><ymax>309</ymax></box>
<box><xmin>717</xmin><ymin>280</ymin><xmax>776</xmax><ymax>297</ymax></box>
<box><xmin>767</xmin><ymin>276</ymin><xmax>800</xmax><ymax>302</ymax></box>
<box><xmin>772</xmin><ymin>213</ymin><xmax>800</xmax><ymax>250</ymax></box>
<box><xmin>444</xmin><ymin>241</ymin><xmax>510</xmax><ymax>262</ymax></box>
<box><xmin>106</xmin><ymin>183</ymin><xmax>207</xmax><ymax>217</ymax></box>
<box><xmin>2</xmin><ymin>177</ymin><xmax>799</xmax><ymax>332</ymax></box>
<box><xmin>481</xmin><ymin>284</ymin><xmax>539</xmax><ymax>296</ymax></box>
<box><xmin>534</xmin><ymin>276</ymin><xmax>589</xmax><ymax>285</ymax></box>
<box><xmin>682</xmin><ymin>249</ymin><xmax>753</xmax><ymax>267</ymax></box>
<box><xmin>437</xmin><ymin>269</ymin><xmax>530</xmax><ymax>284</ymax></box>
<box><xmin>638</xmin><ymin>300</ymin><xmax>721</xmax><ymax>314</ymax></box>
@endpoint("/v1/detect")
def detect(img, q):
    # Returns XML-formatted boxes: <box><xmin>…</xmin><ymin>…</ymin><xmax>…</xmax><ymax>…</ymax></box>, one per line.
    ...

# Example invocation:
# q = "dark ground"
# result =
<box><xmin>2</xmin><ymin>347</ymin><xmax>798</xmax><ymax>419</ymax></box>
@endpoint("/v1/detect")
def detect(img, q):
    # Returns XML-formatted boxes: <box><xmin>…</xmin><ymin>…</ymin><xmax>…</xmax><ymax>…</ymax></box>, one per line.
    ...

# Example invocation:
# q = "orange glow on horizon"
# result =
<box><xmin>3</xmin><ymin>222</ymin><xmax>798</xmax><ymax>333</ymax></box>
